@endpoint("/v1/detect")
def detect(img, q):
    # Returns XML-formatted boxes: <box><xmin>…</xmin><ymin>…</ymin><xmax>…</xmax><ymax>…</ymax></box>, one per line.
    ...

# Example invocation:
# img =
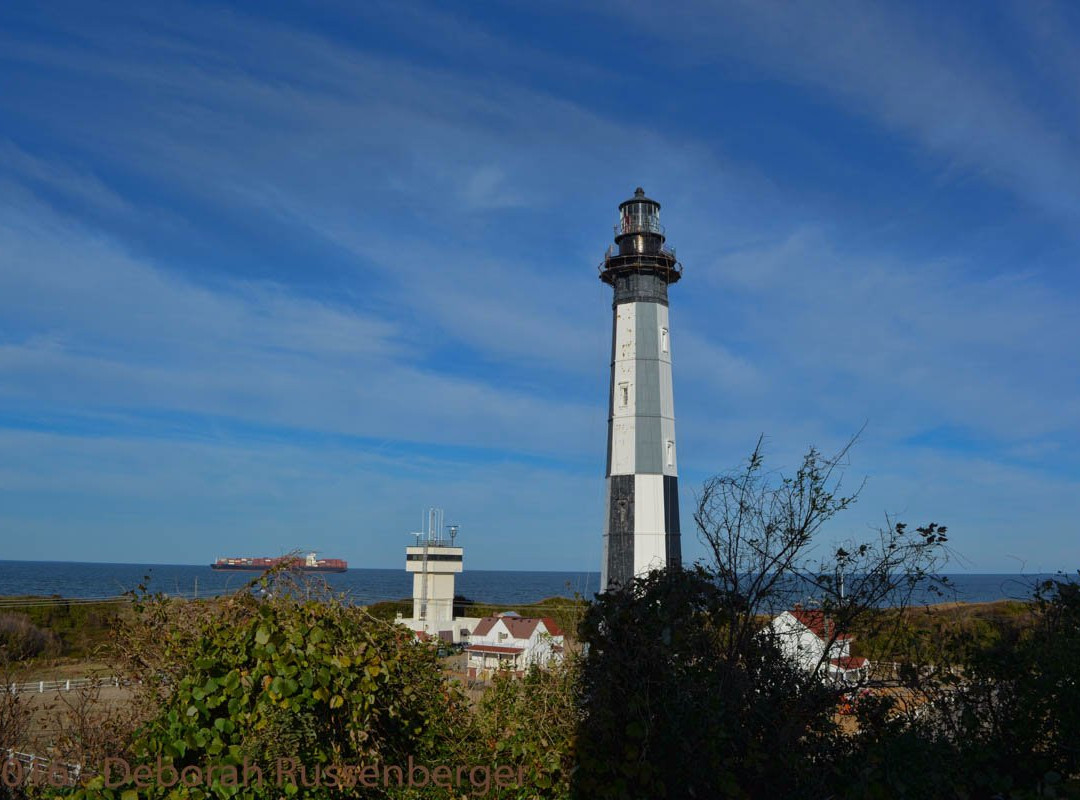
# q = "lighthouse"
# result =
<box><xmin>600</xmin><ymin>188</ymin><xmax>682</xmax><ymax>591</ymax></box>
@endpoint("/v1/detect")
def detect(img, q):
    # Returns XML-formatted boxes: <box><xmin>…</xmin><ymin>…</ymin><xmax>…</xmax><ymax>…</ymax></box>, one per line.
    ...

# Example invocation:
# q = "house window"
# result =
<box><xmin>661</xmin><ymin>327</ymin><xmax>669</xmax><ymax>354</ymax></box>
<box><xmin>498</xmin><ymin>632</ymin><xmax>507</xmax><ymax>641</ymax></box>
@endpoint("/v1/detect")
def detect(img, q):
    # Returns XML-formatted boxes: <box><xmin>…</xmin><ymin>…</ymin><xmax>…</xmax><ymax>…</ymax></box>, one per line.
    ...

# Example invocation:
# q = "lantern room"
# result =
<box><xmin>616</xmin><ymin>187</ymin><xmax>665</xmax><ymax>255</ymax></box>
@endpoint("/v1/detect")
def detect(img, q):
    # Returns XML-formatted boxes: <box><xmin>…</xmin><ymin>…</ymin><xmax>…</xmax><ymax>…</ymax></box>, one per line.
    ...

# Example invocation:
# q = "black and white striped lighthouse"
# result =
<box><xmin>600</xmin><ymin>188</ymin><xmax>683</xmax><ymax>591</ymax></box>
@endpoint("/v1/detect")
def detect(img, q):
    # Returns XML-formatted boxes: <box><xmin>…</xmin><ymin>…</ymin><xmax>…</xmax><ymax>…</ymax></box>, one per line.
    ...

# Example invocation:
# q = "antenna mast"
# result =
<box><xmin>418</xmin><ymin>507</ymin><xmax>445</xmax><ymax>621</ymax></box>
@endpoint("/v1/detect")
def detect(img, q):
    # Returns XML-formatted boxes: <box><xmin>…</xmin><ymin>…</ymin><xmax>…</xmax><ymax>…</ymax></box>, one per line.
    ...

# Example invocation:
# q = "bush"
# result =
<box><xmin>66</xmin><ymin>574</ymin><xmax>469</xmax><ymax>799</ymax></box>
<box><xmin>574</xmin><ymin>567</ymin><xmax>840</xmax><ymax>799</ymax></box>
<box><xmin>464</xmin><ymin>660</ymin><xmax>579</xmax><ymax>798</ymax></box>
<box><xmin>0</xmin><ymin>613</ymin><xmax>61</xmax><ymax>661</ymax></box>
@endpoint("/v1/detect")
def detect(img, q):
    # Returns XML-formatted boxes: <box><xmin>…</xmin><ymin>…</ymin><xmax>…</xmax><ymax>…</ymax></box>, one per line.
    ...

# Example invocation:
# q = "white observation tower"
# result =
<box><xmin>405</xmin><ymin>508</ymin><xmax>463</xmax><ymax>634</ymax></box>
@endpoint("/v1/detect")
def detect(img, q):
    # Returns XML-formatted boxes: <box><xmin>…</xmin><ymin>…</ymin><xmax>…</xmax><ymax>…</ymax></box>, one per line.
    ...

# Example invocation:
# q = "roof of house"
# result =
<box><xmin>466</xmin><ymin>644</ymin><xmax>524</xmax><ymax>655</ymax></box>
<box><xmin>539</xmin><ymin>617</ymin><xmax>565</xmax><ymax>637</ymax></box>
<box><xmin>470</xmin><ymin>617</ymin><xmax>499</xmax><ymax>637</ymax></box>
<box><xmin>470</xmin><ymin>615</ymin><xmax>564</xmax><ymax>640</ymax></box>
<box><xmin>789</xmin><ymin>608</ymin><xmax>853</xmax><ymax>641</ymax></box>
<box><xmin>829</xmin><ymin>656</ymin><xmax>869</xmax><ymax>670</ymax></box>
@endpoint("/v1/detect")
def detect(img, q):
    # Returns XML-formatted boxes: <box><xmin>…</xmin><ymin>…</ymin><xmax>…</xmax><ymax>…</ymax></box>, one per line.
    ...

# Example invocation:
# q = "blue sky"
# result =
<box><xmin>0</xmin><ymin>0</ymin><xmax>1077</xmax><ymax>573</ymax></box>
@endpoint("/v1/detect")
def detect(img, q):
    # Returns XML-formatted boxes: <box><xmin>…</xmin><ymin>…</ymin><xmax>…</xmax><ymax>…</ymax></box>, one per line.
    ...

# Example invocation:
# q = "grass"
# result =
<box><xmin>363</xmin><ymin>595</ymin><xmax>589</xmax><ymax>639</ymax></box>
<box><xmin>0</xmin><ymin>596</ymin><xmax>130</xmax><ymax>665</ymax></box>
<box><xmin>851</xmin><ymin>599</ymin><xmax>1037</xmax><ymax>662</ymax></box>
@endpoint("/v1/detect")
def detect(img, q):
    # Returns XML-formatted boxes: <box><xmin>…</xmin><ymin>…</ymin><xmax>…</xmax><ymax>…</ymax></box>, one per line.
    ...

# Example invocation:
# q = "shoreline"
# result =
<box><xmin>0</xmin><ymin>592</ymin><xmax>1042</xmax><ymax>611</ymax></box>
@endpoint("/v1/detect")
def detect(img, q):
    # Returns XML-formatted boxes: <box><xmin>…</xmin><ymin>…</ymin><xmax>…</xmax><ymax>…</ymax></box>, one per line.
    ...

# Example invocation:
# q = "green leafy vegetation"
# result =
<box><xmin>458</xmin><ymin>662</ymin><xmax>579</xmax><ymax>799</ymax></box>
<box><xmin>575</xmin><ymin>566</ymin><xmax>842</xmax><ymax>798</ymax></box>
<box><xmin>62</xmin><ymin>574</ymin><xmax>469</xmax><ymax>799</ymax></box>
<box><xmin>572</xmin><ymin>567</ymin><xmax>1080</xmax><ymax>800</ymax></box>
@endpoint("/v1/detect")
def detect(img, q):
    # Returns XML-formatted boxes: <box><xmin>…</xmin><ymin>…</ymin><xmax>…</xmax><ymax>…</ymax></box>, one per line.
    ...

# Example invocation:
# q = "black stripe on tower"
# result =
<box><xmin>663</xmin><ymin>474</ymin><xmax>682</xmax><ymax>569</ymax></box>
<box><xmin>611</xmin><ymin>271</ymin><xmax>670</xmax><ymax>306</ymax></box>
<box><xmin>606</xmin><ymin>474</ymin><xmax>635</xmax><ymax>589</ymax></box>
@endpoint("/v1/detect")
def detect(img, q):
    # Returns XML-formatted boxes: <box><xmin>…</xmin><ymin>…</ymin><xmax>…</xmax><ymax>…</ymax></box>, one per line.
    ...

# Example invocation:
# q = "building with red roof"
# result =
<box><xmin>465</xmin><ymin>612</ymin><xmax>565</xmax><ymax>680</ymax></box>
<box><xmin>766</xmin><ymin>604</ymin><xmax>869</xmax><ymax>684</ymax></box>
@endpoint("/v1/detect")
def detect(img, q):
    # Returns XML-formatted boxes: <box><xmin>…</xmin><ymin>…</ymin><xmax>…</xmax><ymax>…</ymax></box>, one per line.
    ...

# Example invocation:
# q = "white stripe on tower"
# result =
<box><xmin>609</xmin><ymin>302</ymin><xmax>638</xmax><ymax>475</ymax></box>
<box><xmin>633</xmin><ymin>473</ymin><xmax>667</xmax><ymax>575</ymax></box>
<box><xmin>657</xmin><ymin>302</ymin><xmax>677</xmax><ymax>477</ymax></box>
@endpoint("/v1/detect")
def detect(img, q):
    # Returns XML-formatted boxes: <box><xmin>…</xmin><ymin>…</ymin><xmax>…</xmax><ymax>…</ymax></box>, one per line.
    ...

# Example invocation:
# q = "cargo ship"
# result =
<box><xmin>210</xmin><ymin>552</ymin><xmax>348</xmax><ymax>573</ymax></box>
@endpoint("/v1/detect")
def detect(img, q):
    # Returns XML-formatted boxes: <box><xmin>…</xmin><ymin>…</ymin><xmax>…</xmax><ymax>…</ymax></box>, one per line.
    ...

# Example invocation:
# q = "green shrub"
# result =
<box><xmin>463</xmin><ymin>661</ymin><xmax>579</xmax><ymax>798</ymax></box>
<box><xmin>66</xmin><ymin>576</ymin><xmax>468</xmax><ymax>799</ymax></box>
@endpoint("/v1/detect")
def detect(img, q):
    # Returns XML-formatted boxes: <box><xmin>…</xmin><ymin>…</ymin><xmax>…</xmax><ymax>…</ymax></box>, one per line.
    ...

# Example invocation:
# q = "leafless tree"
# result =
<box><xmin>694</xmin><ymin>433</ymin><xmax>952</xmax><ymax>694</ymax></box>
<box><xmin>0</xmin><ymin>659</ymin><xmax>32</xmax><ymax>754</ymax></box>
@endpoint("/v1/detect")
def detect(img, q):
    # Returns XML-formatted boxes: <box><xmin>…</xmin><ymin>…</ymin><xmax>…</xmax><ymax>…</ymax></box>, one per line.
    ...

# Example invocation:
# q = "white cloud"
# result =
<box><xmin>0</xmin><ymin>187</ymin><xmax>602</xmax><ymax>456</ymax></box>
<box><xmin>600</xmin><ymin>0</ymin><xmax>1080</xmax><ymax>221</ymax></box>
<box><xmin>0</xmin><ymin>141</ymin><xmax>132</xmax><ymax>217</ymax></box>
<box><xmin>694</xmin><ymin>227</ymin><xmax>1080</xmax><ymax>444</ymax></box>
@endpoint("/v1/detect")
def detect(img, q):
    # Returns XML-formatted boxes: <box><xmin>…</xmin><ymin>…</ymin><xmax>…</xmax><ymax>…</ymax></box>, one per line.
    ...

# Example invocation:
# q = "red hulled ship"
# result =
<box><xmin>210</xmin><ymin>552</ymin><xmax>347</xmax><ymax>573</ymax></box>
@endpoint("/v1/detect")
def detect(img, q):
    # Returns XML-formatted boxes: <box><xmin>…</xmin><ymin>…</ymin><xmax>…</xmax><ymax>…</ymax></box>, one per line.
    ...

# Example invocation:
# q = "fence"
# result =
<box><xmin>5</xmin><ymin>676</ymin><xmax>127</xmax><ymax>695</ymax></box>
<box><xmin>868</xmin><ymin>661</ymin><xmax>962</xmax><ymax>684</ymax></box>
<box><xmin>2</xmin><ymin>749</ymin><xmax>83</xmax><ymax>787</ymax></box>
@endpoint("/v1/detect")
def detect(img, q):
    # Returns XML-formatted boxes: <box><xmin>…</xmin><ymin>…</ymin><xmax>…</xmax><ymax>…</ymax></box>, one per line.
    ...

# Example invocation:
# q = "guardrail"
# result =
<box><xmin>2</xmin><ymin>749</ymin><xmax>84</xmax><ymax>786</ymax></box>
<box><xmin>868</xmin><ymin>661</ymin><xmax>962</xmax><ymax>683</ymax></box>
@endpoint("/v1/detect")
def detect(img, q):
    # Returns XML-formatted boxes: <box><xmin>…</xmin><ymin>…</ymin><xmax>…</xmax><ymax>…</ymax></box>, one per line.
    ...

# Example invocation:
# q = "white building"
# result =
<box><xmin>465</xmin><ymin>613</ymin><xmax>565</xmax><ymax>680</ymax></box>
<box><xmin>405</xmin><ymin>537</ymin><xmax>461</xmax><ymax>627</ymax></box>
<box><xmin>396</xmin><ymin>508</ymin><xmax>481</xmax><ymax>644</ymax></box>
<box><xmin>766</xmin><ymin>605</ymin><xmax>869</xmax><ymax>684</ymax></box>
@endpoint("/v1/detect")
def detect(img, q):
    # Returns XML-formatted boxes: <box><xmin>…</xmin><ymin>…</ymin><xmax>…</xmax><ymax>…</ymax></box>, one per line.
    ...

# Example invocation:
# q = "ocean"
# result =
<box><xmin>0</xmin><ymin>560</ymin><xmax>600</xmax><ymax>607</ymax></box>
<box><xmin>0</xmin><ymin>560</ymin><xmax>1066</xmax><ymax>607</ymax></box>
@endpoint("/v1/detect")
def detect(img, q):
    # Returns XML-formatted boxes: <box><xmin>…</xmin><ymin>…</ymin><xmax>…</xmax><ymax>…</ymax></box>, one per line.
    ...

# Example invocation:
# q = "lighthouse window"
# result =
<box><xmin>661</xmin><ymin>327</ymin><xmax>669</xmax><ymax>354</ymax></box>
<box><xmin>666</xmin><ymin>440</ymin><xmax>675</xmax><ymax>467</ymax></box>
<box><xmin>619</xmin><ymin>383</ymin><xmax>629</xmax><ymax>407</ymax></box>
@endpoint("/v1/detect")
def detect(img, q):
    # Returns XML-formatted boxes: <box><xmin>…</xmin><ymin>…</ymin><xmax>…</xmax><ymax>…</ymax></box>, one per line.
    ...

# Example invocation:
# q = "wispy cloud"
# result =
<box><xmin>600</xmin><ymin>0</ymin><xmax>1080</xmax><ymax>222</ymax></box>
<box><xmin>0</xmin><ymin>186</ymin><xmax>601</xmax><ymax>457</ymax></box>
<box><xmin>700</xmin><ymin>226</ymin><xmax>1080</xmax><ymax>445</ymax></box>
